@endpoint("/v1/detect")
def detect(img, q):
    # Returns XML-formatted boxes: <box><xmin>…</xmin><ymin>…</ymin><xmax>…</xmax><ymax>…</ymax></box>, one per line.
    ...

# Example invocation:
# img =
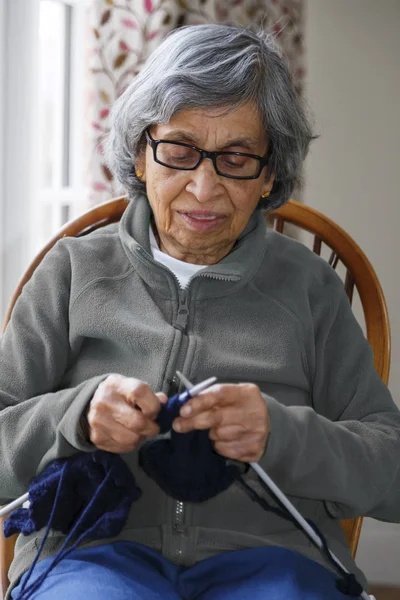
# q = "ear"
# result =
<box><xmin>135</xmin><ymin>152</ymin><xmax>146</xmax><ymax>181</ymax></box>
<box><xmin>262</xmin><ymin>173</ymin><xmax>275</xmax><ymax>197</ymax></box>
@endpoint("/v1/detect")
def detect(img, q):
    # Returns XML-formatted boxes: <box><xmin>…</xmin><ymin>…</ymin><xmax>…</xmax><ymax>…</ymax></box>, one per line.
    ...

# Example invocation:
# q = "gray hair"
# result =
<box><xmin>106</xmin><ymin>24</ymin><xmax>314</xmax><ymax>210</ymax></box>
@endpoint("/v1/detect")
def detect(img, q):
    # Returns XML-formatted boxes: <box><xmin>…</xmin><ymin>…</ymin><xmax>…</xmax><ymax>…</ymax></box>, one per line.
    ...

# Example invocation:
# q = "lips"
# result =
<box><xmin>186</xmin><ymin>214</ymin><xmax>218</xmax><ymax>220</ymax></box>
<box><xmin>178</xmin><ymin>210</ymin><xmax>227</xmax><ymax>219</ymax></box>
<box><xmin>177</xmin><ymin>210</ymin><xmax>227</xmax><ymax>232</ymax></box>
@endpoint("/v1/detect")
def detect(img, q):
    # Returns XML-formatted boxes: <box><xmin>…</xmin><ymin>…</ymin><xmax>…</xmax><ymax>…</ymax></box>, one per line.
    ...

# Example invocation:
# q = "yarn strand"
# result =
<box><xmin>239</xmin><ymin>474</ymin><xmax>364</xmax><ymax>598</ymax></box>
<box><xmin>18</xmin><ymin>462</ymin><xmax>68</xmax><ymax>597</ymax></box>
<box><xmin>17</xmin><ymin>467</ymin><xmax>114</xmax><ymax>600</ymax></box>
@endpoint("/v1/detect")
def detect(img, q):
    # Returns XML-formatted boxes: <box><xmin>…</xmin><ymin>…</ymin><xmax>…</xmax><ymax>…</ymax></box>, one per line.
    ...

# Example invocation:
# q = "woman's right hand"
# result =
<box><xmin>85</xmin><ymin>374</ymin><xmax>167</xmax><ymax>453</ymax></box>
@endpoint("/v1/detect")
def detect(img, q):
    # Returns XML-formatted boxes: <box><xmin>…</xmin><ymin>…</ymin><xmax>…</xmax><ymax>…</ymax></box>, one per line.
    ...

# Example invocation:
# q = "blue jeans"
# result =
<box><xmin>12</xmin><ymin>541</ymin><xmax>354</xmax><ymax>599</ymax></box>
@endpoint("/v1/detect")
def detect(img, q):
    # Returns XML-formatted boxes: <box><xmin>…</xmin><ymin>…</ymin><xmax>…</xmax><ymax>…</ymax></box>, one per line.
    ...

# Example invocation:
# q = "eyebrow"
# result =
<box><xmin>158</xmin><ymin>129</ymin><xmax>261</xmax><ymax>152</ymax></box>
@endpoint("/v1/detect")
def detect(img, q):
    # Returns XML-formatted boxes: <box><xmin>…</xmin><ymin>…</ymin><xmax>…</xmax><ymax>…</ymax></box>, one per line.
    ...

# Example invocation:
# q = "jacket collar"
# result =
<box><xmin>119</xmin><ymin>193</ymin><xmax>268</xmax><ymax>298</ymax></box>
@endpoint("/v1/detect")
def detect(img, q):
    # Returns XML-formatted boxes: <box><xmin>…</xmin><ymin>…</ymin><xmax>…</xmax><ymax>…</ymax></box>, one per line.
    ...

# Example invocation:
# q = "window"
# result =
<box><xmin>0</xmin><ymin>0</ymin><xmax>91</xmax><ymax>319</ymax></box>
<box><xmin>36</xmin><ymin>0</ymin><xmax>91</xmax><ymax>250</ymax></box>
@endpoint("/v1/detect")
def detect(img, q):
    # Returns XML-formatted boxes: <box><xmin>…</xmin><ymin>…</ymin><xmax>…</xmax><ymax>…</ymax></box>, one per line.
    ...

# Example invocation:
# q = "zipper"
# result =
<box><xmin>173</xmin><ymin>499</ymin><xmax>186</xmax><ymax>559</ymax></box>
<box><xmin>169</xmin><ymin>290</ymin><xmax>189</xmax><ymax>397</ymax></box>
<box><xmin>174</xmin><ymin>500</ymin><xmax>185</xmax><ymax>532</ymax></box>
<box><xmin>174</xmin><ymin>289</ymin><xmax>189</xmax><ymax>332</ymax></box>
<box><xmin>135</xmin><ymin>245</ymin><xmax>239</xmax><ymax>287</ymax></box>
<box><xmin>135</xmin><ymin>248</ymin><xmax>191</xmax><ymax>557</ymax></box>
<box><xmin>171</xmin><ymin>290</ymin><xmax>189</xmax><ymax>557</ymax></box>
<box><xmin>196</xmin><ymin>272</ymin><xmax>240</xmax><ymax>283</ymax></box>
<box><xmin>134</xmin><ymin>245</ymin><xmax>240</xmax><ymax>560</ymax></box>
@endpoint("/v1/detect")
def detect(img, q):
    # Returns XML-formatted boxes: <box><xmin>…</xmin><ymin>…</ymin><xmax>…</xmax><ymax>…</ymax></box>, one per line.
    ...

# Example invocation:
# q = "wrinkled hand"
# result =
<box><xmin>86</xmin><ymin>374</ymin><xmax>167</xmax><ymax>453</ymax></box>
<box><xmin>173</xmin><ymin>383</ymin><xmax>270</xmax><ymax>462</ymax></box>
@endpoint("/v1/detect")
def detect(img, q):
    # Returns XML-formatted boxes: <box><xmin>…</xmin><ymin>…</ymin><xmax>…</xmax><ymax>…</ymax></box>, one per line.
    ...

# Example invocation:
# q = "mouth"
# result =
<box><xmin>177</xmin><ymin>210</ymin><xmax>228</xmax><ymax>232</ymax></box>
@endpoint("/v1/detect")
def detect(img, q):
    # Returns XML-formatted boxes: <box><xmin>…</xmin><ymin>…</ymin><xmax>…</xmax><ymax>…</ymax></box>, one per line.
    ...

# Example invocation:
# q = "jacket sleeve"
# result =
<box><xmin>260</xmin><ymin>274</ymin><xmax>400</xmax><ymax>522</ymax></box>
<box><xmin>0</xmin><ymin>241</ymin><xmax>108</xmax><ymax>505</ymax></box>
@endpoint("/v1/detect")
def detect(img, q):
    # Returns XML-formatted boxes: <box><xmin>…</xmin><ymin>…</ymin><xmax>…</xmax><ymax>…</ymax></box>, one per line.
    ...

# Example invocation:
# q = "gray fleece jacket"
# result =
<box><xmin>1</xmin><ymin>194</ymin><xmax>400</xmax><ymax>594</ymax></box>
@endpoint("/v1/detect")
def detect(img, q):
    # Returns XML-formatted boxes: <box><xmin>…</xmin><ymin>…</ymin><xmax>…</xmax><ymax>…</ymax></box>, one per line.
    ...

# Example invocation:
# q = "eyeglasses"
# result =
<box><xmin>145</xmin><ymin>129</ymin><xmax>269</xmax><ymax>180</ymax></box>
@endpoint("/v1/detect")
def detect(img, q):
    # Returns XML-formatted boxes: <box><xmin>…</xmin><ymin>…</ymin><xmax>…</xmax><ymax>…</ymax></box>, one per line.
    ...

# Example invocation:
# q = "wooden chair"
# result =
<box><xmin>0</xmin><ymin>197</ymin><xmax>391</xmax><ymax>596</ymax></box>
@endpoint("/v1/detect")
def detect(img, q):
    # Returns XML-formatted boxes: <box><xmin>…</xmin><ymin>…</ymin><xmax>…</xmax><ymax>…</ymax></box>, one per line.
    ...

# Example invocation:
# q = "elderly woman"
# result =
<box><xmin>1</xmin><ymin>24</ymin><xmax>400</xmax><ymax>600</ymax></box>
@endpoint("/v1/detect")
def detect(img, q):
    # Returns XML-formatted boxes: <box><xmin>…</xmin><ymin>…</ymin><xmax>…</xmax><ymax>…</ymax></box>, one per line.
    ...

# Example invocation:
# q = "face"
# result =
<box><xmin>136</xmin><ymin>103</ymin><xmax>274</xmax><ymax>265</ymax></box>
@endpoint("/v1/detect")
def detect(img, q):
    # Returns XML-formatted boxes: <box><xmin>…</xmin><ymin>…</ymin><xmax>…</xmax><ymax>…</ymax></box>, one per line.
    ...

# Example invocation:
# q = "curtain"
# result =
<box><xmin>87</xmin><ymin>0</ymin><xmax>305</xmax><ymax>204</ymax></box>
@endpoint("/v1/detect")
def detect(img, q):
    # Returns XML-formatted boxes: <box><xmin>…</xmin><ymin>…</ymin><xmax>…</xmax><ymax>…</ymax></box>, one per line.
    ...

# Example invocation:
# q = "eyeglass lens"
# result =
<box><xmin>156</xmin><ymin>142</ymin><xmax>260</xmax><ymax>177</ymax></box>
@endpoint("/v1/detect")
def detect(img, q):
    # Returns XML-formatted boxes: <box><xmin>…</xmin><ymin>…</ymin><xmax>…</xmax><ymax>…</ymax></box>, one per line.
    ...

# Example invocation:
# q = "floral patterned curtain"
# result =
<box><xmin>87</xmin><ymin>0</ymin><xmax>305</xmax><ymax>204</ymax></box>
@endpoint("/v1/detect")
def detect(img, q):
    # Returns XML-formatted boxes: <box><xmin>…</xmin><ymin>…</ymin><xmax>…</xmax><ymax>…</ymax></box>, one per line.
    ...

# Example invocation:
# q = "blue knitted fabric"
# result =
<box><xmin>2</xmin><ymin>394</ymin><xmax>241</xmax><ymax>600</ymax></box>
<box><xmin>4</xmin><ymin>393</ymin><xmax>236</xmax><ymax>541</ymax></box>
<box><xmin>4</xmin><ymin>451</ymin><xmax>141</xmax><ymax>540</ymax></box>
<box><xmin>140</xmin><ymin>397</ymin><xmax>240</xmax><ymax>501</ymax></box>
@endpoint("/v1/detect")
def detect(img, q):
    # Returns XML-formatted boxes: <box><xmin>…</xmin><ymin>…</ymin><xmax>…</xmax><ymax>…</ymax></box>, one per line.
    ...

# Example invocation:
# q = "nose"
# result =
<box><xmin>185</xmin><ymin>157</ymin><xmax>222</xmax><ymax>203</ymax></box>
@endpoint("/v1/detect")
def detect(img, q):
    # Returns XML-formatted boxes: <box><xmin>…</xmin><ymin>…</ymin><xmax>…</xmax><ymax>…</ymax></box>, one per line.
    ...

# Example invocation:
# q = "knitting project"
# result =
<box><xmin>4</xmin><ymin>392</ymin><xmax>364</xmax><ymax>599</ymax></box>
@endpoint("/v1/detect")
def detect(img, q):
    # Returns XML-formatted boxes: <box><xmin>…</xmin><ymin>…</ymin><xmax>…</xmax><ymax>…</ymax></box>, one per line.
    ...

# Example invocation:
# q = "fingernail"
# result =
<box><xmin>174</xmin><ymin>421</ymin><xmax>182</xmax><ymax>432</ymax></box>
<box><xmin>180</xmin><ymin>405</ymin><xmax>191</xmax><ymax>416</ymax></box>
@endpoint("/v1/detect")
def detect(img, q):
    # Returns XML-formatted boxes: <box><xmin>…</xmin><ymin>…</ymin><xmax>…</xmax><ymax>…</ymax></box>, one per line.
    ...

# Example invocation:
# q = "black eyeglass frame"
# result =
<box><xmin>145</xmin><ymin>129</ymin><xmax>270</xmax><ymax>180</ymax></box>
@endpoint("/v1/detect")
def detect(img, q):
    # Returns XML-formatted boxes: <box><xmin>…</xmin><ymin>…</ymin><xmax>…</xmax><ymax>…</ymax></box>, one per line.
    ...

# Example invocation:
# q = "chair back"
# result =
<box><xmin>270</xmin><ymin>200</ymin><xmax>391</xmax><ymax>560</ymax></box>
<box><xmin>0</xmin><ymin>197</ymin><xmax>391</xmax><ymax>596</ymax></box>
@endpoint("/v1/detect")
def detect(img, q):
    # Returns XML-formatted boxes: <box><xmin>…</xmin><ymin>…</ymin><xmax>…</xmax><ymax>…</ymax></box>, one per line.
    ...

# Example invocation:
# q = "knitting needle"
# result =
<box><xmin>175</xmin><ymin>372</ymin><xmax>370</xmax><ymax>600</ymax></box>
<box><xmin>165</xmin><ymin>375</ymin><xmax>217</xmax><ymax>410</ymax></box>
<box><xmin>177</xmin><ymin>376</ymin><xmax>217</xmax><ymax>402</ymax></box>
<box><xmin>0</xmin><ymin>492</ymin><xmax>29</xmax><ymax>519</ymax></box>
<box><xmin>249</xmin><ymin>463</ymin><xmax>370</xmax><ymax>600</ymax></box>
<box><xmin>175</xmin><ymin>371</ymin><xmax>192</xmax><ymax>389</ymax></box>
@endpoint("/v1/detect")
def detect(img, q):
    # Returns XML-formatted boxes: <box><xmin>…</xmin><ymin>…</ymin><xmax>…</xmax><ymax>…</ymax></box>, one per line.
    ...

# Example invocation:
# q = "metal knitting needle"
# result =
<box><xmin>175</xmin><ymin>372</ymin><xmax>370</xmax><ymax>600</ymax></box>
<box><xmin>165</xmin><ymin>375</ymin><xmax>217</xmax><ymax>410</ymax></box>
<box><xmin>0</xmin><ymin>493</ymin><xmax>29</xmax><ymax>518</ymax></box>
<box><xmin>166</xmin><ymin>377</ymin><xmax>217</xmax><ymax>408</ymax></box>
<box><xmin>178</xmin><ymin>376</ymin><xmax>217</xmax><ymax>401</ymax></box>
<box><xmin>175</xmin><ymin>371</ymin><xmax>193</xmax><ymax>390</ymax></box>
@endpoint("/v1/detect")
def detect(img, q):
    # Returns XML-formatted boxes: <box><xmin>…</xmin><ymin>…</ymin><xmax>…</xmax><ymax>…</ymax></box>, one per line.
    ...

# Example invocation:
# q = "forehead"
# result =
<box><xmin>152</xmin><ymin>103</ymin><xmax>266</xmax><ymax>150</ymax></box>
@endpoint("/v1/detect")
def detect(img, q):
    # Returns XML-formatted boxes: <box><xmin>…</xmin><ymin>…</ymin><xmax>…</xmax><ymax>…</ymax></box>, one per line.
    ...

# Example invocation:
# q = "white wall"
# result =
<box><xmin>305</xmin><ymin>0</ymin><xmax>400</xmax><ymax>586</ymax></box>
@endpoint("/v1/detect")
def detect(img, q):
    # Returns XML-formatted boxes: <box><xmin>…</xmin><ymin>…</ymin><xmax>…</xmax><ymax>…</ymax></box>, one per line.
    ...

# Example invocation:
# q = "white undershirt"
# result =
<box><xmin>149</xmin><ymin>227</ymin><xmax>207</xmax><ymax>289</ymax></box>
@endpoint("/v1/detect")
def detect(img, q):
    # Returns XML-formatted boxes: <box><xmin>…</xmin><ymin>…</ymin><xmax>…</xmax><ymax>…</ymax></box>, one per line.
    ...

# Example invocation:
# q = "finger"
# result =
<box><xmin>89</xmin><ymin>419</ymin><xmax>142</xmax><ymax>452</ymax></box>
<box><xmin>208</xmin><ymin>424</ymin><xmax>247</xmax><ymax>442</ymax></box>
<box><xmin>212</xmin><ymin>432</ymin><xmax>264</xmax><ymax>450</ymax></box>
<box><xmin>179</xmin><ymin>384</ymin><xmax>239</xmax><ymax>417</ymax></box>
<box><xmin>124</xmin><ymin>409</ymin><xmax>160</xmax><ymax>437</ymax></box>
<box><xmin>156</xmin><ymin>392</ymin><xmax>168</xmax><ymax>405</ymax></box>
<box><xmin>116</xmin><ymin>379</ymin><xmax>161</xmax><ymax>419</ymax></box>
<box><xmin>173</xmin><ymin>409</ymin><xmax>222</xmax><ymax>433</ymax></box>
<box><xmin>178</xmin><ymin>402</ymin><xmax>252</xmax><ymax>434</ymax></box>
<box><xmin>140</xmin><ymin>418</ymin><xmax>160</xmax><ymax>437</ymax></box>
<box><xmin>211</xmin><ymin>409</ymin><xmax>268</xmax><ymax>438</ymax></box>
<box><xmin>213</xmin><ymin>439</ymin><xmax>265</xmax><ymax>462</ymax></box>
<box><xmin>92</xmin><ymin>400</ymin><xmax>160</xmax><ymax>438</ymax></box>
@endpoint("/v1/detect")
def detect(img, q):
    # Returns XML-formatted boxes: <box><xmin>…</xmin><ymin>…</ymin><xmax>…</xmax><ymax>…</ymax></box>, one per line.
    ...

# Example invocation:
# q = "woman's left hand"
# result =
<box><xmin>172</xmin><ymin>383</ymin><xmax>270</xmax><ymax>462</ymax></box>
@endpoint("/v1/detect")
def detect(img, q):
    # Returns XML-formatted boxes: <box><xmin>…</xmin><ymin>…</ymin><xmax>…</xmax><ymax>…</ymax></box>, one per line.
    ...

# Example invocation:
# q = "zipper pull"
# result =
<box><xmin>173</xmin><ymin>290</ymin><xmax>189</xmax><ymax>332</ymax></box>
